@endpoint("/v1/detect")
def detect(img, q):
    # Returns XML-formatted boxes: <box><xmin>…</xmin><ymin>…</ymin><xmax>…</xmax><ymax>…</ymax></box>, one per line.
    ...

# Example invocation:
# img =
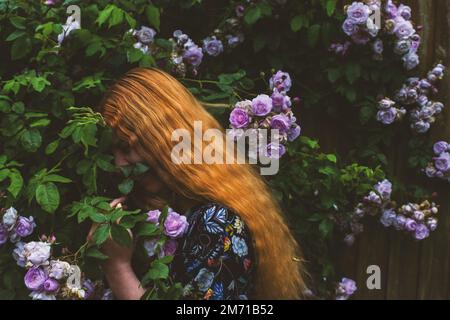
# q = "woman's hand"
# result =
<box><xmin>87</xmin><ymin>196</ymin><xmax>133</xmax><ymax>268</ymax></box>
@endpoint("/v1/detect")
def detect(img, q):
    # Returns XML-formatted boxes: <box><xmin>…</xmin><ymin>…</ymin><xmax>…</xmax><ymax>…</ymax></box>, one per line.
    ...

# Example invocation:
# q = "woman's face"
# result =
<box><xmin>113</xmin><ymin>146</ymin><xmax>145</xmax><ymax>167</ymax></box>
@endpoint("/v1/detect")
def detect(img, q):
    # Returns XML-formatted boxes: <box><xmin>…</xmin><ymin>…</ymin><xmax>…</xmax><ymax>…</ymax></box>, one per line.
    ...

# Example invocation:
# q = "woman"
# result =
<box><xmin>95</xmin><ymin>68</ymin><xmax>305</xmax><ymax>300</ymax></box>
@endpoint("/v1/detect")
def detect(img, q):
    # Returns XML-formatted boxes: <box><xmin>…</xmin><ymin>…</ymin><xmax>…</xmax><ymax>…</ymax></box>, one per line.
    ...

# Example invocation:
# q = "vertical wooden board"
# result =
<box><xmin>353</xmin><ymin>221</ymin><xmax>389</xmax><ymax>299</ymax></box>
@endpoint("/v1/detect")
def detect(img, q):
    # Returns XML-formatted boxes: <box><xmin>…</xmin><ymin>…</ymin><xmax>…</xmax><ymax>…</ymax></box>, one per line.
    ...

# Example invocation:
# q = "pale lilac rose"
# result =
<box><xmin>226</xmin><ymin>35</ymin><xmax>240</xmax><ymax>48</ymax></box>
<box><xmin>164</xmin><ymin>211</ymin><xmax>189</xmax><ymax>238</ymax></box>
<box><xmin>146</xmin><ymin>209</ymin><xmax>161</xmax><ymax>225</ymax></box>
<box><xmin>287</xmin><ymin>125</ymin><xmax>301</xmax><ymax>142</ymax></box>
<box><xmin>143</xmin><ymin>239</ymin><xmax>159</xmax><ymax>257</ymax></box>
<box><xmin>397</xmin><ymin>4</ymin><xmax>412</xmax><ymax>20</ymax></box>
<box><xmin>378</xmin><ymin>98</ymin><xmax>395</xmax><ymax>110</ymax></box>
<box><xmin>372</xmin><ymin>39</ymin><xmax>383</xmax><ymax>55</ymax></box>
<box><xmin>48</xmin><ymin>260</ymin><xmax>70</xmax><ymax>280</ymax></box>
<box><xmin>433</xmin><ymin>141</ymin><xmax>449</xmax><ymax>155</ymax></box>
<box><xmin>344</xmin><ymin>234</ymin><xmax>355</xmax><ymax>246</ymax></box>
<box><xmin>182</xmin><ymin>45</ymin><xmax>203</xmax><ymax>67</ymax></box>
<box><xmin>375</xmin><ymin>180</ymin><xmax>392</xmax><ymax>199</ymax></box>
<box><xmin>414</xmin><ymin>224</ymin><xmax>430</xmax><ymax>240</ymax></box>
<box><xmin>337</xmin><ymin>278</ymin><xmax>357</xmax><ymax>297</ymax></box>
<box><xmin>346</xmin><ymin>2</ymin><xmax>371</xmax><ymax>24</ymax></box>
<box><xmin>13</xmin><ymin>241</ymin><xmax>26</xmax><ymax>267</ymax></box>
<box><xmin>394</xmin><ymin>39</ymin><xmax>412</xmax><ymax>55</ymax></box>
<box><xmin>434</xmin><ymin>152</ymin><xmax>450</xmax><ymax>172</ymax></box>
<box><xmin>380</xmin><ymin>209</ymin><xmax>396</xmax><ymax>227</ymax></box>
<box><xmin>351</xmin><ymin>31</ymin><xmax>371</xmax><ymax>45</ymax></box>
<box><xmin>15</xmin><ymin>216</ymin><xmax>36</xmax><ymax>237</ymax></box>
<box><xmin>24</xmin><ymin>267</ymin><xmax>47</xmax><ymax>291</ymax></box>
<box><xmin>377</xmin><ymin>108</ymin><xmax>397</xmax><ymax>125</ymax></box>
<box><xmin>413</xmin><ymin>210</ymin><xmax>425</xmax><ymax>221</ymax></box>
<box><xmin>426</xmin><ymin>218</ymin><xmax>438</xmax><ymax>232</ymax></box>
<box><xmin>202</xmin><ymin>37</ymin><xmax>224</xmax><ymax>56</ymax></box>
<box><xmin>264</xmin><ymin>143</ymin><xmax>286</xmax><ymax>159</ymax></box>
<box><xmin>403</xmin><ymin>52</ymin><xmax>420</xmax><ymax>70</ymax></box>
<box><xmin>385</xmin><ymin>0</ymin><xmax>398</xmax><ymax>18</ymax></box>
<box><xmin>269</xmin><ymin>71</ymin><xmax>292</xmax><ymax>93</ymax></box>
<box><xmin>23</xmin><ymin>241</ymin><xmax>51</xmax><ymax>266</ymax></box>
<box><xmin>83</xmin><ymin>279</ymin><xmax>95</xmax><ymax>299</ymax></box>
<box><xmin>251</xmin><ymin>94</ymin><xmax>273</xmax><ymax>116</ymax></box>
<box><xmin>29</xmin><ymin>291</ymin><xmax>56</xmax><ymax>300</ymax></box>
<box><xmin>393</xmin><ymin>215</ymin><xmax>407</xmax><ymax>230</ymax></box>
<box><xmin>135</xmin><ymin>26</ymin><xmax>156</xmax><ymax>44</ymax></box>
<box><xmin>161</xmin><ymin>239</ymin><xmax>178</xmax><ymax>257</ymax></box>
<box><xmin>365</xmin><ymin>191</ymin><xmax>381</xmax><ymax>205</ymax></box>
<box><xmin>342</xmin><ymin>19</ymin><xmax>359</xmax><ymax>36</ymax></box>
<box><xmin>271</xmin><ymin>91</ymin><xmax>291</xmax><ymax>111</ymax></box>
<box><xmin>229</xmin><ymin>108</ymin><xmax>251</xmax><ymax>129</ymax></box>
<box><xmin>3</xmin><ymin>207</ymin><xmax>18</xmax><ymax>231</ymax></box>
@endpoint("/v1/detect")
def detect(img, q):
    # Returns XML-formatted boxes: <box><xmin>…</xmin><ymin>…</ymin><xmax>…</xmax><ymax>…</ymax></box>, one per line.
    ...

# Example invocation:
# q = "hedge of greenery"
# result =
<box><xmin>0</xmin><ymin>0</ymin><xmax>446</xmax><ymax>299</ymax></box>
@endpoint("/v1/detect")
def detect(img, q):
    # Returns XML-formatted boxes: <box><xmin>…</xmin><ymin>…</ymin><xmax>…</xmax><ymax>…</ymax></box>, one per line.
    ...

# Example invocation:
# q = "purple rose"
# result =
<box><xmin>404</xmin><ymin>218</ymin><xmax>418</xmax><ymax>232</ymax></box>
<box><xmin>164</xmin><ymin>211</ymin><xmax>189</xmax><ymax>239</ymax></box>
<box><xmin>23</xmin><ymin>241</ymin><xmax>51</xmax><ymax>266</ymax></box>
<box><xmin>270</xmin><ymin>114</ymin><xmax>291</xmax><ymax>134</ymax></box>
<box><xmin>269</xmin><ymin>71</ymin><xmax>292</xmax><ymax>93</ymax></box>
<box><xmin>375</xmin><ymin>179</ymin><xmax>392</xmax><ymax>199</ymax></box>
<box><xmin>337</xmin><ymin>278</ymin><xmax>357</xmax><ymax>296</ymax></box>
<box><xmin>365</xmin><ymin>191</ymin><xmax>381</xmax><ymax>205</ymax></box>
<box><xmin>182</xmin><ymin>45</ymin><xmax>203</xmax><ymax>67</ymax></box>
<box><xmin>385</xmin><ymin>0</ymin><xmax>398</xmax><ymax>19</ymax></box>
<box><xmin>162</xmin><ymin>239</ymin><xmax>178</xmax><ymax>257</ymax></box>
<box><xmin>0</xmin><ymin>224</ymin><xmax>8</xmax><ymax>245</ymax></box>
<box><xmin>3</xmin><ymin>207</ymin><xmax>18</xmax><ymax>231</ymax></box>
<box><xmin>342</xmin><ymin>19</ymin><xmax>359</xmax><ymax>36</ymax></box>
<box><xmin>414</xmin><ymin>224</ymin><xmax>430</xmax><ymax>240</ymax></box>
<box><xmin>251</xmin><ymin>94</ymin><xmax>273</xmax><ymax>116</ymax></box>
<box><xmin>393</xmin><ymin>214</ymin><xmax>407</xmax><ymax>230</ymax></box>
<box><xmin>135</xmin><ymin>26</ymin><xmax>156</xmax><ymax>45</ymax></box>
<box><xmin>424</xmin><ymin>165</ymin><xmax>437</xmax><ymax>178</ymax></box>
<box><xmin>378</xmin><ymin>98</ymin><xmax>395</xmax><ymax>110</ymax></box>
<box><xmin>403</xmin><ymin>52</ymin><xmax>420</xmax><ymax>71</ymax></box>
<box><xmin>394</xmin><ymin>20</ymin><xmax>415</xmax><ymax>38</ymax></box>
<box><xmin>346</xmin><ymin>2</ymin><xmax>371</xmax><ymax>24</ymax></box>
<box><xmin>146</xmin><ymin>210</ymin><xmax>161</xmax><ymax>224</ymax></box>
<box><xmin>287</xmin><ymin>125</ymin><xmax>301</xmax><ymax>142</ymax></box>
<box><xmin>433</xmin><ymin>141</ymin><xmax>449</xmax><ymax>155</ymax></box>
<box><xmin>229</xmin><ymin>108</ymin><xmax>251</xmax><ymax>129</ymax></box>
<box><xmin>372</xmin><ymin>39</ymin><xmax>383</xmax><ymax>55</ymax></box>
<box><xmin>43</xmin><ymin>278</ymin><xmax>59</xmax><ymax>293</ymax></box>
<box><xmin>143</xmin><ymin>239</ymin><xmax>158</xmax><ymax>257</ymax></box>
<box><xmin>202</xmin><ymin>37</ymin><xmax>223</xmax><ymax>56</ymax></box>
<box><xmin>15</xmin><ymin>216</ymin><xmax>36</xmax><ymax>238</ymax></box>
<box><xmin>394</xmin><ymin>39</ymin><xmax>412</xmax><ymax>55</ymax></box>
<box><xmin>397</xmin><ymin>5</ymin><xmax>412</xmax><ymax>20</ymax></box>
<box><xmin>377</xmin><ymin>108</ymin><xmax>397</xmax><ymax>125</ymax></box>
<box><xmin>24</xmin><ymin>267</ymin><xmax>47</xmax><ymax>291</ymax></box>
<box><xmin>271</xmin><ymin>91</ymin><xmax>291</xmax><ymax>112</ymax></box>
<box><xmin>380</xmin><ymin>209</ymin><xmax>396</xmax><ymax>227</ymax></box>
<box><xmin>83</xmin><ymin>279</ymin><xmax>95</xmax><ymax>299</ymax></box>
<box><xmin>226</xmin><ymin>35</ymin><xmax>241</xmax><ymax>48</ymax></box>
<box><xmin>413</xmin><ymin>210</ymin><xmax>425</xmax><ymax>221</ymax></box>
<box><xmin>412</xmin><ymin>120</ymin><xmax>430</xmax><ymax>134</ymax></box>
<box><xmin>426</xmin><ymin>218</ymin><xmax>438</xmax><ymax>232</ymax></box>
<box><xmin>434</xmin><ymin>152</ymin><xmax>450</xmax><ymax>172</ymax></box>
<box><xmin>264</xmin><ymin>143</ymin><xmax>286</xmax><ymax>159</ymax></box>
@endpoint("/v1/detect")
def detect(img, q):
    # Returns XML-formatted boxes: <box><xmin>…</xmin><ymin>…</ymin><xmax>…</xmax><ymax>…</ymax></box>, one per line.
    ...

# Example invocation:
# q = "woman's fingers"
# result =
<box><xmin>110</xmin><ymin>196</ymin><xmax>127</xmax><ymax>208</ymax></box>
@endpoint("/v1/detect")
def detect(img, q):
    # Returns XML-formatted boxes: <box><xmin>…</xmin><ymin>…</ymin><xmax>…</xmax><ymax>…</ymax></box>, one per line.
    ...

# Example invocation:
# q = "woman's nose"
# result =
<box><xmin>113</xmin><ymin>150</ymin><xmax>130</xmax><ymax>167</ymax></box>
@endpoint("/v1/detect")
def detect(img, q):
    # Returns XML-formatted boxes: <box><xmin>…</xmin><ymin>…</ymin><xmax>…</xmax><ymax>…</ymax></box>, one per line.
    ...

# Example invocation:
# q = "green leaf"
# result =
<box><xmin>290</xmin><ymin>15</ymin><xmax>306</xmax><ymax>32</ymax></box>
<box><xmin>6</xmin><ymin>30</ymin><xmax>26</xmax><ymax>42</ymax></box>
<box><xmin>118</xmin><ymin>178</ymin><xmax>134</xmax><ymax>195</ymax></box>
<box><xmin>11</xmin><ymin>37</ymin><xmax>31</xmax><ymax>60</ymax></box>
<box><xmin>20</xmin><ymin>129</ymin><xmax>42</xmax><ymax>152</ymax></box>
<box><xmin>326</xmin><ymin>154</ymin><xmax>337</xmax><ymax>163</ymax></box>
<box><xmin>326</xmin><ymin>0</ymin><xmax>337</xmax><ymax>16</ymax></box>
<box><xmin>244</xmin><ymin>6</ymin><xmax>261</xmax><ymax>25</ymax></box>
<box><xmin>45</xmin><ymin>140</ymin><xmax>60</xmax><ymax>155</ymax></box>
<box><xmin>93</xmin><ymin>224</ymin><xmax>110</xmax><ymax>245</ymax></box>
<box><xmin>145</xmin><ymin>5</ymin><xmax>160</xmax><ymax>30</ymax></box>
<box><xmin>109</xmin><ymin>7</ymin><xmax>124</xmax><ymax>28</ymax></box>
<box><xmin>9</xmin><ymin>16</ymin><xmax>26</xmax><ymax>30</ymax></box>
<box><xmin>30</xmin><ymin>118</ymin><xmax>50</xmax><ymax>128</ymax></box>
<box><xmin>135</xmin><ymin>223</ymin><xmax>159</xmax><ymax>237</ymax></box>
<box><xmin>43</xmin><ymin>174</ymin><xmax>72</xmax><ymax>184</ymax></box>
<box><xmin>144</xmin><ymin>261</ymin><xmax>169</xmax><ymax>281</ymax></box>
<box><xmin>111</xmin><ymin>224</ymin><xmax>132</xmax><ymax>247</ymax></box>
<box><xmin>307</xmin><ymin>25</ymin><xmax>321</xmax><ymax>47</ymax></box>
<box><xmin>86</xmin><ymin>247</ymin><xmax>108</xmax><ymax>260</ymax></box>
<box><xmin>7</xmin><ymin>169</ymin><xmax>23</xmax><ymax>198</ymax></box>
<box><xmin>36</xmin><ymin>182</ymin><xmax>59</xmax><ymax>213</ymax></box>
<box><xmin>96</xmin><ymin>5</ymin><xmax>115</xmax><ymax>27</ymax></box>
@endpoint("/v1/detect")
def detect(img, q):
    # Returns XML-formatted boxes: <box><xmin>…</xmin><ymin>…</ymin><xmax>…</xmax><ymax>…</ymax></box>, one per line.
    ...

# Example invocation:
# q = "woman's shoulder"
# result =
<box><xmin>186</xmin><ymin>202</ymin><xmax>249</xmax><ymax>238</ymax></box>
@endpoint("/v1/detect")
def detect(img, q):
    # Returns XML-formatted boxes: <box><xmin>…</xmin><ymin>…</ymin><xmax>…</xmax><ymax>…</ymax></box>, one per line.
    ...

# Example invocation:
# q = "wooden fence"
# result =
<box><xmin>332</xmin><ymin>0</ymin><xmax>450</xmax><ymax>300</ymax></box>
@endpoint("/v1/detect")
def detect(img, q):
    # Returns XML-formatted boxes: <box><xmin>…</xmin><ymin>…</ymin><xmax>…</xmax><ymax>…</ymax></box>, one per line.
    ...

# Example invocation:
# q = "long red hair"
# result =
<box><xmin>99</xmin><ymin>68</ymin><xmax>306</xmax><ymax>299</ymax></box>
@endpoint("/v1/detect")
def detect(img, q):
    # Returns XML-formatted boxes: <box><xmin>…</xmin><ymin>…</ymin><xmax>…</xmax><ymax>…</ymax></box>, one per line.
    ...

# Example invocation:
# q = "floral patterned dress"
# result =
<box><xmin>171</xmin><ymin>203</ymin><xmax>255</xmax><ymax>300</ymax></box>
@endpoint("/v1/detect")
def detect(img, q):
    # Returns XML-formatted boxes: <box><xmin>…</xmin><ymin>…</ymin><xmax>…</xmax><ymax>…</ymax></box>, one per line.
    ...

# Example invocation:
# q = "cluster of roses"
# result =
<box><xmin>0</xmin><ymin>207</ymin><xmax>36</xmax><ymax>246</ymax></box>
<box><xmin>424</xmin><ymin>141</ymin><xmax>450</xmax><ymax>182</ymax></box>
<box><xmin>143</xmin><ymin>208</ymin><xmax>189</xmax><ymax>259</ymax></box>
<box><xmin>336</xmin><ymin>278</ymin><xmax>357</xmax><ymax>300</ymax></box>
<box><xmin>341</xmin><ymin>180</ymin><xmax>392</xmax><ymax>246</ymax></box>
<box><xmin>336</xmin><ymin>1</ymin><xmax>421</xmax><ymax>70</ymax></box>
<box><xmin>342</xmin><ymin>179</ymin><xmax>438</xmax><ymax>245</ymax></box>
<box><xmin>228</xmin><ymin>71</ymin><xmax>301</xmax><ymax>159</ymax></box>
<box><xmin>376</xmin><ymin>63</ymin><xmax>445</xmax><ymax>133</ymax></box>
<box><xmin>380</xmin><ymin>201</ymin><xmax>438</xmax><ymax>240</ymax></box>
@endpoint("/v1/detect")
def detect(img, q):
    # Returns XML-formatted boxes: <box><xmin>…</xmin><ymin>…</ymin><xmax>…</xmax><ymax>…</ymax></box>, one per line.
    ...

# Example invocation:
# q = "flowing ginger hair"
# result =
<box><xmin>99</xmin><ymin>68</ymin><xmax>306</xmax><ymax>299</ymax></box>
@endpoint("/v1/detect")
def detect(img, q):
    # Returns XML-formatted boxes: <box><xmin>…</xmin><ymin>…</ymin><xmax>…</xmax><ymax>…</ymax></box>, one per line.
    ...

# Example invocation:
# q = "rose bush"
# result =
<box><xmin>0</xmin><ymin>0</ymin><xmax>446</xmax><ymax>300</ymax></box>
